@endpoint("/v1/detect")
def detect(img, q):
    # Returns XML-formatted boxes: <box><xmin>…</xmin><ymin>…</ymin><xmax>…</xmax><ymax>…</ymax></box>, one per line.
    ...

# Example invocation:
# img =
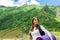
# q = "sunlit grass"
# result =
<box><xmin>0</xmin><ymin>28</ymin><xmax>60</xmax><ymax>40</ymax></box>
<box><xmin>55</xmin><ymin>18</ymin><xmax>60</xmax><ymax>22</ymax></box>
<box><xmin>52</xmin><ymin>32</ymin><xmax>60</xmax><ymax>40</ymax></box>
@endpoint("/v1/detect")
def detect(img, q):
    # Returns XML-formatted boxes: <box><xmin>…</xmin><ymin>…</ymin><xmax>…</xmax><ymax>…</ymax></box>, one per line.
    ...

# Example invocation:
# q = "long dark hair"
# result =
<box><xmin>30</xmin><ymin>17</ymin><xmax>45</xmax><ymax>40</ymax></box>
<box><xmin>31</xmin><ymin>16</ymin><xmax>38</xmax><ymax>31</ymax></box>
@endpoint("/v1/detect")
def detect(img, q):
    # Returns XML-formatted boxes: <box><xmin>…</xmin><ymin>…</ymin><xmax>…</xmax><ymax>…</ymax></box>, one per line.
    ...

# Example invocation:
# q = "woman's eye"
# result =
<box><xmin>35</xmin><ymin>19</ymin><xmax>36</xmax><ymax>21</ymax></box>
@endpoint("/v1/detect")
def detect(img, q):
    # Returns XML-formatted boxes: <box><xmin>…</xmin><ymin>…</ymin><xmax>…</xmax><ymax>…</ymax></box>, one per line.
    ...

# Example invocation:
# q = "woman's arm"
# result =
<box><xmin>40</xmin><ymin>25</ymin><xmax>53</xmax><ymax>40</ymax></box>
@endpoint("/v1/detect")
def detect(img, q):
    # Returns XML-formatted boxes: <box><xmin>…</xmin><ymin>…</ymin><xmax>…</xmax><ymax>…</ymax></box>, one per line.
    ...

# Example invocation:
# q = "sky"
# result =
<box><xmin>0</xmin><ymin>0</ymin><xmax>60</xmax><ymax>6</ymax></box>
<box><xmin>39</xmin><ymin>0</ymin><xmax>60</xmax><ymax>6</ymax></box>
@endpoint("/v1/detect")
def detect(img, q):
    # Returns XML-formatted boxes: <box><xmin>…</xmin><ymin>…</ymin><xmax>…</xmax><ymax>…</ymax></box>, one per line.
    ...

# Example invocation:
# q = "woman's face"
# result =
<box><xmin>33</xmin><ymin>17</ymin><xmax>38</xmax><ymax>25</ymax></box>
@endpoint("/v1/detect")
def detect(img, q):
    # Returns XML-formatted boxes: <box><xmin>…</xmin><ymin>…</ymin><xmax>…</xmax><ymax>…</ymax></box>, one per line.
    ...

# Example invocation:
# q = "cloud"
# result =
<box><xmin>17</xmin><ymin>0</ymin><xmax>40</xmax><ymax>5</ymax></box>
<box><xmin>29</xmin><ymin>0</ymin><xmax>40</xmax><ymax>5</ymax></box>
<box><xmin>0</xmin><ymin>0</ymin><xmax>15</xmax><ymax>6</ymax></box>
<box><xmin>0</xmin><ymin>0</ymin><xmax>40</xmax><ymax>7</ymax></box>
<box><xmin>15</xmin><ymin>0</ymin><xmax>28</xmax><ymax>6</ymax></box>
<box><xmin>0</xmin><ymin>0</ymin><xmax>28</xmax><ymax>6</ymax></box>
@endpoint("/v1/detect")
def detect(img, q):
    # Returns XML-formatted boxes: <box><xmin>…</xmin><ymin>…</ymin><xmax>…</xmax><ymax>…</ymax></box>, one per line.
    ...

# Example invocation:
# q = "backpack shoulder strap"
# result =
<box><xmin>38</xmin><ymin>25</ymin><xmax>45</xmax><ymax>36</ymax></box>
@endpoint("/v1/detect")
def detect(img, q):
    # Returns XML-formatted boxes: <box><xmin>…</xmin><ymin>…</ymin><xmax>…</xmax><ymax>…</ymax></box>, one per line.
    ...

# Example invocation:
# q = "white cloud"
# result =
<box><xmin>15</xmin><ymin>0</ymin><xmax>28</xmax><ymax>6</ymax></box>
<box><xmin>29</xmin><ymin>0</ymin><xmax>40</xmax><ymax>5</ymax></box>
<box><xmin>0</xmin><ymin>0</ymin><xmax>28</xmax><ymax>6</ymax></box>
<box><xmin>0</xmin><ymin>0</ymin><xmax>40</xmax><ymax>7</ymax></box>
<box><xmin>0</xmin><ymin>0</ymin><xmax>15</xmax><ymax>6</ymax></box>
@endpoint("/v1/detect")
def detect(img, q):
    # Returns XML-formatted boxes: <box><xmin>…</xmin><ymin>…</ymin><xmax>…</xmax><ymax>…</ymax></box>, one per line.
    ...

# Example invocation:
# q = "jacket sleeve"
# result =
<box><xmin>40</xmin><ymin>25</ymin><xmax>53</xmax><ymax>40</ymax></box>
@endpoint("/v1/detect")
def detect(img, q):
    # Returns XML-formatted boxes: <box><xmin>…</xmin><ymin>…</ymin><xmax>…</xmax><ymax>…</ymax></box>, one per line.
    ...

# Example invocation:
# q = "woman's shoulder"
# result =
<box><xmin>39</xmin><ymin>25</ymin><xmax>46</xmax><ymax>30</ymax></box>
<box><xmin>40</xmin><ymin>25</ymin><xmax>44</xmax><ymax>27</ymax></box>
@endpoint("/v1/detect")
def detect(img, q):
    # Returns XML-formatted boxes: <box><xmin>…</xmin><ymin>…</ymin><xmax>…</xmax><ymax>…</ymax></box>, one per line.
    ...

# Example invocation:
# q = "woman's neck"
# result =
<box><xmin>34</xmin><ymin>24</ymin><xmax>36</xmax><ymax>27</ymax></box>
<box><xmin>33</xmin><ymin>24</ymin><xmax>37</xmax><ymax>29</ymax></box>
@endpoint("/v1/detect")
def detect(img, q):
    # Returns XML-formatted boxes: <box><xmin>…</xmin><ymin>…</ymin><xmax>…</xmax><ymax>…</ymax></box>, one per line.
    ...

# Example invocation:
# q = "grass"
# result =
<box><xmin>55</xmin><ymin>18</ymin><xmax>60</xmax><ymax>22</ymax></box>
<box><xmin>0</xmin><ymin>32</ymin><xmax>60</xmax><ymax>40</ymax></box>
<box><xmin>52</xmin><ymin>32</ymin><xmax>60</xmax><ymax>40</ymax></box>
<box><xmin>0</xmin><ymin>27</ymin><xmax>60</xmax><ymax>40</ymax></box>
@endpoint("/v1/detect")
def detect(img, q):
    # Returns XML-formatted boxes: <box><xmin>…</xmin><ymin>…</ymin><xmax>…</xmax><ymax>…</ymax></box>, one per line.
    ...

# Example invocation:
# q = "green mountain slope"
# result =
<box><xmin>0</xmin><ymin>5</ymin><xmax>60</xmax><ymax>38</ymax></box>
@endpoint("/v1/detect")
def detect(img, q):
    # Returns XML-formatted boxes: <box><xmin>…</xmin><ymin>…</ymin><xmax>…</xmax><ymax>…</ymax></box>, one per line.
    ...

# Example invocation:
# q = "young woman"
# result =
<box><xmin>29</xmin><ymin>16</ymin><xmax>56</xmax><ymax>40</ymax></box>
